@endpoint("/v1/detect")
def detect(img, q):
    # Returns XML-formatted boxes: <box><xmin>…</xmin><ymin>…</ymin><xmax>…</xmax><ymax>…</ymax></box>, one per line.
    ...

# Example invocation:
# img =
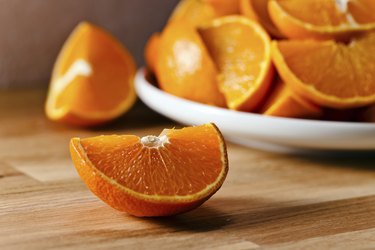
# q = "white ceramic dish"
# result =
<box><xmin>135</xmin><ymin>69</ymin><xmax>375</xmax><ymax>151</ymax></box>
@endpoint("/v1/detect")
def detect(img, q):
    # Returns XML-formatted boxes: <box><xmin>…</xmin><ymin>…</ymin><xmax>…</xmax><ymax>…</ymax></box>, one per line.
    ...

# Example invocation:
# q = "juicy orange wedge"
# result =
<box><xmin>156</xmin><ymin>21</ymin><xmax>226</xmax><ymax>107</ymax></box>
<box><xmin>239</xmin><ymin>0</ymin><xmax>284</xmax><ymax>38</ymax></box>
<box><xmin>70</xmin><ymin>123</ymin><xmax>229</xmax><ymax>217</ymax></box>
<box><xmin>199</xmin><ymin>16</ymin><xmax>274</xmax><ymax>111</ymax></box>
<box><xmin>260</xmin><ymin>79</ymin><xmax>322</xmax><ymax>119</ymax></box>
<box><xmin>268</xmin><ymin>0</ymin><xmax>375</xmax><ymax>40</ymax></box>
<box><xmin>272</xmin><ymin>32</ymin><xmax>375</xmax><ymax>108</ymax></box>
<box><xmin>45</xmin><ymin>22</ymin><xmax>136</xmax><ymax>126</ymax></box>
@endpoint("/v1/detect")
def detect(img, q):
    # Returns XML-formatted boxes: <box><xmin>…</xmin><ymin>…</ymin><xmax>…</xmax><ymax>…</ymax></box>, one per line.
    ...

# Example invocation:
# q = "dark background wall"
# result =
<box><xmin>0</xmin><ymin>0</ymin><xmax>179</xmax><ymax>89</ymax></box>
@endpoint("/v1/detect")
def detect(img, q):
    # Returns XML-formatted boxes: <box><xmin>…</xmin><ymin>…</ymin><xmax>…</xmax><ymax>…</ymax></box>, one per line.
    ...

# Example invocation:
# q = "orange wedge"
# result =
<box><xmin>199</xmin><ymin>16</ymin><xmax>273</xmax><ymax>111</ymax></box>
<box><xmin>261</xmin><ymin>79</ymin><xmax>322</xmax><ymax>119</ymax></box>
<box><xmin>45</xmin><ymin>22</ymin><xmax>136</xmax><ymax>126</ymax></box>
<box><xmin>144</xmin><ymin>33</ymin><xmax>160</xmax><ymax>74</ymax></box>
<box><xmin>156</xmin><ymin>21</ymin><xmax>226</xmax><ymax>107</ymax></box>
<box><xmin>70</xmin><ymin>123</ymin><xmax>229</xmax><ymax>217</ymax></box>
<box><xmin>268</xmin><ymin>0</ymin><xmax>375</xmax><ymax>40</ymax></box>
<box><xmin>272</xmin><ymin>32</ymin><xmax>375</xmax><ymax>108</ymax></box>
<box><xmin>239</xmin><ymin>0</ymin><xmax>284</xmax><ymax>38</ymax></box>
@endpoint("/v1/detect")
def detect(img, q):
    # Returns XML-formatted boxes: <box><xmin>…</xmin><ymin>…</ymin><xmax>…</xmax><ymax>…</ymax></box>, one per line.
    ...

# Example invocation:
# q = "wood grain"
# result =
<box><xmin>1</xmin><ymin>90</ymin><xmax>374</xmax><ymax>249</ymax></box>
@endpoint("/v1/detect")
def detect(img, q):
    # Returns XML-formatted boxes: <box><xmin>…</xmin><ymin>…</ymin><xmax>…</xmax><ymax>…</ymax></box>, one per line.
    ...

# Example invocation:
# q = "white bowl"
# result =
<box><xmin>135</xmin><ymin>69</ymin><xmax>375</xmax><ymax>152</ymax></box>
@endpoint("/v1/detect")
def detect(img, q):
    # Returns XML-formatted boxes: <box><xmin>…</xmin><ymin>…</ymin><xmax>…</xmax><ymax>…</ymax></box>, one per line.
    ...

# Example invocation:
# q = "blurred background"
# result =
<box><xmin>0</xmin><ymin>0</ymin><xmax>179</xmax><ymax>89</ymax></box>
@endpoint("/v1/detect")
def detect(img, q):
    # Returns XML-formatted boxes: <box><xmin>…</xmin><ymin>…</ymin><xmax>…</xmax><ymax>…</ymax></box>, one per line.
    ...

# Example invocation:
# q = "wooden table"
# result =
<box><xmin>1</xmin><ymin>90</ymin><xmax>375</xmax><ymax>249</ymax></box>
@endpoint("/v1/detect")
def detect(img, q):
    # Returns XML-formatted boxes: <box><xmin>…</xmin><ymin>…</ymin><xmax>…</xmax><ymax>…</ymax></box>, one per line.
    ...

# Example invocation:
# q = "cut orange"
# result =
<box><xmin>239</xmin><ymin>0</ymin><xmax>284</xmax><ymax>38</ymax></box>
<box><xmin>45</xmin><ymin>22</ymin><xmax>136</xmax><ymax>126</ymax></box>
<box><xmin>260</xmin><ymin>79</ymin><xmax>322</xmax><ymax>119</ymax></box>
<box><xmin>268</xmin><ymin>0</ymin><xmax>375</xmax><ymax>40</ymax></box>
<box><xmin>144</xmin><ymin>33</ymin><xmax>160</xmax><ymax>74</ymax></box>
<box><xmin>169</xmin><ymin>0</ymin><xmax>239</xmax><ymax>26</ymax></box>
<box><xmin>272</xmin><ymin>32</ymin><xmax>375</xmax><ymax>108</ymax></box>
<box><xmin>155</xmin><ymin>21</ymin><xmax>226</xmax><ymax>107</ymax></box>
<box><xmin>199</xmin><ymin>16</ymin><xmax>274</xmax><ymax>111</ymax></box>
<box><xmin>69</xmin><ymin>123</ymin><xmax>228</xmax><ymax>217</ymax></box>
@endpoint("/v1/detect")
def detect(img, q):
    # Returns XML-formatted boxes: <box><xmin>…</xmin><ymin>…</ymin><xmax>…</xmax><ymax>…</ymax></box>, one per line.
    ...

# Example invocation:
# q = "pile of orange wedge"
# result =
<box><xmin>146</xmin><ymin>0</ymin><xmax>375</xmax><ymax>122</ymax></box>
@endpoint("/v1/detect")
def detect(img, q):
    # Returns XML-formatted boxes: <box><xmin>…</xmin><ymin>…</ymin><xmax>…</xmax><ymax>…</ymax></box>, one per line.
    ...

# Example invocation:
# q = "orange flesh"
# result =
<box><xmin>276</xmin><ymin>0</ymin><xmax>348</xmax><ymax>27</ymax></box>
<box><xmin>274</xmin><ymin>0</ymin><xmax>375</xmax><ymax>26</ymax></box>
<box><xmin>199</xmin><ymin>16</ymin><xmax>272</xmax><ymax>110</ymax></box>
<box><xmin>79</xmin><ymin>125</ymin><xmax>224</xmax><ymax>196</ymax></box>
<box><xmin>274</xmin><ymin>32</ymin><xmax>375</xmax><ymax>101</ymax></box>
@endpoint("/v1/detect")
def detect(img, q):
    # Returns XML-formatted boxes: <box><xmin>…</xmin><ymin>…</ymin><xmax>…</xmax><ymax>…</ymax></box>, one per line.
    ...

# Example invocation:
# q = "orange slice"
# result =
<box><xmin>260</xmin><ymin>79</ymin><xmax>322</xmax><ymax>119</ymax></box>
<box><xmin>169</xmin><ymin>0</ymin><xmax>239</xmax><ymax>26</ymax></box>
<box><xmin>272</xmin><ymin>32</ymin><xmax>375</xmax><ymax>108</ymax></box>
<box><xmin>155</xmin><ymin>21</ymin><xmax>226</xmax><ymax>107</ymax></box>
<box><xmin>239</xmin><ymin>0</ymin><xmax>284</xmax><ymax>38</ymax></box>
<box><xmin>199</xmin><ymin>16</ymin><xmax>274</xmax><ymax>111</ymax></box>
<box><xmin>268</xmin><ymin>0</ymin><xmax>375</xmax><ymax>40</ymax></box>
<box><xmin>70</xmin><ymin>123</ymin><xmax>229</xmax><ymax>217</ymax></box>
<box><xmin>45</xmin><ymin>22</ymin><xmax>136</xmax><ymax>126</ymax></box>
<box><xmin>144</xmin><ymin>33</ymin><xmax>160</xmax><ymax>74</ymax></box>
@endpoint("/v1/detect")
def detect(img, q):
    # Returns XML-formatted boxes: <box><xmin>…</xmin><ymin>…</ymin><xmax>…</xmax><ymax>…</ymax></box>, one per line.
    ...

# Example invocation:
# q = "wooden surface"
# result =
<box><xmin>1</xmin><ymin>90</ymin><xmax>375</xmax><ymax>250</ymax></box>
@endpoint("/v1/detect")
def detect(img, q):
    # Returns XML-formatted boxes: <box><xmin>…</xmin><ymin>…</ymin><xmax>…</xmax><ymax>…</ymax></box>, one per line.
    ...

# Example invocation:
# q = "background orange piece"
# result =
<box><xmin>144</xmin><ymin>32</ymin><xmax>160</xmax><ymax>74</ymax></box>
<box><xmin>271</xmin><ymin>33</ymin><xmax>375</xmax><ymax>108</ymax></box>
<box><xmin>45</xmin><ymin>22</ymin><xmax>136</xmax><ymax>126</ymax></box>
<box><xmin>155</xmin><ymin>21</ymin><xmax>226</xmax><ymax>107</ymax></box>
<box><xmin>260</xmin><ymin>79</ymin><xmax>322</xmax><ymax>119</ymax></box>
<box><xmin>199</xmin><ymin>16</ymin><xmax>273</xmax><ymax>111</ymax></box>
<box><xmin>268</xmin><ymin>0</ymin><xmax>375</xmax><ymax>40</ymax></box>
<box><xmin>70</xmin><ymin>123</ymin><xmax>228</xmax><ymax>217</ymax></box>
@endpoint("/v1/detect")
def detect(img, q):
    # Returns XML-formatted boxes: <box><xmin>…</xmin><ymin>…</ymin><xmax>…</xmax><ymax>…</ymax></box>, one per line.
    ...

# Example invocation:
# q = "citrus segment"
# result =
<box><xmin>45</xmin><ymin>22</ymin><xmax>136</xmax><ymax>126</ymax></box>
<box><xmin>261</xmin><ymin>79</ymin><xmax>322</xmax><ymax>119</ymax></box>
<box><xmin>144</xmin><ymin>33</ymin><xmax>160</xmax><ymax>74</ymax></box>
<box><xmin>271</xmin><ymin>33</ymin><xmax>375</xmax><ymax>108</ymax></box>
<box><xmin>199</xmin><ymin>16</ymin><xmax>273</xmax><ymax>111</ymax></box>
<box><xmin>240</xmin><ymin>0</ymin><xmax>284</xmax><ymax>38</ymax></box>
<box><xmin>268</xmin><ymin>0</ymin><xmax>375</xmax><ymax>40</ymax></box>
<box><xmin>156</xmin><ymin>21</ymin><xmax>226</xmax><ymax>107</ymax></box>
<box><xmin>70</xmin><ymin>123</ymin><xmax>228</xmax><ymax>217</ymax></box>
